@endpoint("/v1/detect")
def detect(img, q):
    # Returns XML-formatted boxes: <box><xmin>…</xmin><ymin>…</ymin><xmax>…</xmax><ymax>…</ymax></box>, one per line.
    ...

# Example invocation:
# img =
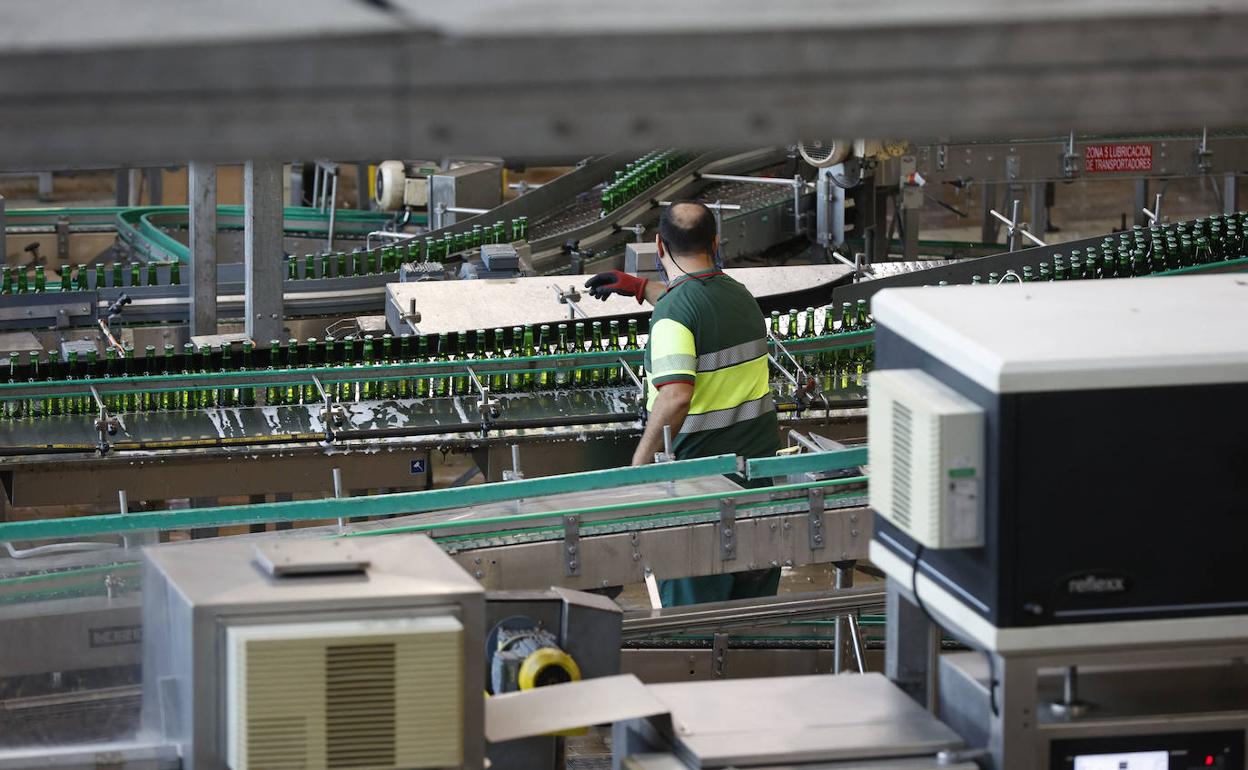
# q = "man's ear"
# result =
<box><xmin>655</xmin><ymin>235</ymin><xmax>665</xmax><ymax>259</ymax></box>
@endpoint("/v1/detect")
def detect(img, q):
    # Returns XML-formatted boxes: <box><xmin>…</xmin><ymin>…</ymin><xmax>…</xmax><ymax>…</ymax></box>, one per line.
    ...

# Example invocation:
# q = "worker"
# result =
<box><xmin>584</xmin><ymin>201</ymin><xmax>781</xmax><ymax>606</ymax></box>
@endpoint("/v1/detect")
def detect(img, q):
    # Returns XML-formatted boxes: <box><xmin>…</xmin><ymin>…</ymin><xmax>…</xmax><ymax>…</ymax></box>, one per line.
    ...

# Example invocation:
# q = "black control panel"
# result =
<box><xmin>1051</xmin><ymin>731</ymin><xmax>1244</xmax><ymax>770</ymax></box>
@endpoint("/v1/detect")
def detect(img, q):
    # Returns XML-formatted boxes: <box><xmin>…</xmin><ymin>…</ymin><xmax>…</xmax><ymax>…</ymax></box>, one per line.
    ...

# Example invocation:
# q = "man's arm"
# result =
<box><xmin>640</xmin><ymin>280</ymin><xmax>665</xmax><ymax>306</ymax></box>
<box><xmin>632</xmin><ymin>382</ymin><xmax>693</xmax><ymax>465</ymax></box>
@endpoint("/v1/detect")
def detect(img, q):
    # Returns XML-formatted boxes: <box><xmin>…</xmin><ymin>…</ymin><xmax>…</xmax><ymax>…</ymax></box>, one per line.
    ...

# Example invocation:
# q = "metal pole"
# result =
<box><xmin>327</xmin><ymin>173</ymin><xmax>338</xmax><ymax>252</ymax></box>
<box><xmin>1133</xmin><ymin>179</ymin><xmax>1150</xmax><ymax>228</ymax></box>
<box><xmin>146</xmin><ymin>168</ymin><xmax>163</xmax><ymax>206</ymax></box>
<box><xmin>333</xmin><ymin>467</ymin><xmax>345</xmax><ymax>530</ymax></box>
<box><xmin>356</xmin><ymin>163</ymin><xmax>372</xmax><ymax>210</ymax></box>
<box><xmin>980</xmin><ymin>181</ymin><xmax>999</xmax><ymax>243</ymax></box>
<box><xmin>114</xmin><ymin>169</ymin><xmax>129</xmax><ymax>206</ymax></box>
<box><xmin>1224</xmin><ymin>173</ymin><xmax>1240</xmax><ymax>215</ymax></box>
<box><xmin>0</xmin><ymin>194</ymin><xmax>6</xmax><ymax>264</ymax></box>
<box><xmin>1008</xmin><ymin>199</ymin><xmax>1022</xmax><ymax>252</ymax></box>
<box><xmin>833</xmin><ymin>563</ymin><xmax>854</xmax><ymax>674</ymax></box>
<box><xmin>188</xmin><ymin>162</ymin><xmax>218</xmax><ymax>336</ymax></box>
<box><xmin>244</xmin><ymin>160</ymin><xmax>284</xmax><ymax>344</ymax></box>
<box><xmin>1029</xmin><ymin>182</ymin><xmax>1045</xmax><ymax>241</ymax></box>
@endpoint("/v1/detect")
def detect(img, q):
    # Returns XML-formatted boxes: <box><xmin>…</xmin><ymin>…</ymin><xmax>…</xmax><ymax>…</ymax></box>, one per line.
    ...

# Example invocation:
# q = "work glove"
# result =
<box><xmin>585</xmin><ymin>270</ymin><xmax>648</xmax><ymax>303</ymax></box>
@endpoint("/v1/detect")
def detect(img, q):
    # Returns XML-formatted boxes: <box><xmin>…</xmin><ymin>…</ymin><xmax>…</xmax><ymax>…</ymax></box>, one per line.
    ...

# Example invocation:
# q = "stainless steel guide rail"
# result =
<box><xmin>0</xmin><ymin>446</ymin><xmax>869</xmax><ymax>593</ymax></box>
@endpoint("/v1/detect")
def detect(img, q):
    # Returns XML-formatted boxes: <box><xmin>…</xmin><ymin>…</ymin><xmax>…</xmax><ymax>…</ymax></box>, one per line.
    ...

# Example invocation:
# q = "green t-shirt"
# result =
<box><xmin>644</xmin><ymin>270</ymin><xmax>780</xmax><ymax>461</ymax></box>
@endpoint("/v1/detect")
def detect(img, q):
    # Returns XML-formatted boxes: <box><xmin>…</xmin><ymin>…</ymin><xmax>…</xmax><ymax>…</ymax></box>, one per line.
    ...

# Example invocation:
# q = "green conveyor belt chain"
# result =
<box><xmin>0</xmin><ymin>448</ymin><xmax>868</xmax><ymax>601</ymax></box>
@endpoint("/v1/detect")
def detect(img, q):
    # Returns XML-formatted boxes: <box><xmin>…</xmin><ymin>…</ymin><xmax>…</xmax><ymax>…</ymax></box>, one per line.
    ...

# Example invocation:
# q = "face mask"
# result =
<box><xmin>655</xmin><ymin>243</ymin><xmax>671</xmax><ymax>286</ymax></box>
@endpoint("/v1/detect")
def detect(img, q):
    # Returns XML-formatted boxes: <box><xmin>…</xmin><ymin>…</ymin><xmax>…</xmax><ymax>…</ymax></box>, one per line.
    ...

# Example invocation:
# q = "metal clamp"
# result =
<box><xmin>807</xmin><ymin>488</ymin><xmax>826</xmax><ymax>550</ymax></box>
<box><xmin>989</xmin><ymin>200</ymin><xmax>1046</xmax><ymax>251</ymax></box>
<box><xmin>550</xmin><ymin>283</ymin><xmax>588</xmax><ymax>320</ymax></box>
<box><xmin>1061</xmin><ymin>131</ymin><xmax>1080</xmax><ymax>178</ymax></box>
<box><xmin>718</xmin><ymin>498</ymin><xmax>737</xmax><ymax>561</ymax></box>
<box><xmin>89</xmin><ymin>385</ymin><xmax>120</xmax><ymax>456</ymax></box>
<box><xmin>1197</xmin><ymin>126</ymin><xmax>1214</xmax><ymax>174</ymax></box>
<box><xmin>465</xmin><ymin>365</ymin><xmax>499</xmax><ymax>435</ymax></box>
<box><xmin>765</xmin><ymin>328</ymin><xmax>821</xmax><ymax>411</ymax></box>
<box><xmin>563</xmin><ymin>514</ymin><xmax>581</xmax><ymax>577</ymax></box>
<box><xmin>712</xmin><ymin>632</ymin><xmax>729</xmax><ymax>679</ymax></box>
<box><xmin>312</xmin><ymin>375</ymin><xmax>345</xmax><ymax>441</ymax></box>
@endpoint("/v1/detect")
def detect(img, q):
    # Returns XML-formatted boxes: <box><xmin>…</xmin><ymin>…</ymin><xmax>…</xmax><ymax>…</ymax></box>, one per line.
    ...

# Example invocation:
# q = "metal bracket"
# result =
<box><xmin>1061</xmin><ymin>131</ymin><xmax>1080</xmax><ymax>177</ymax></box>
<box><xmin>312</xmin><ymin>375</ymin><xmax>344</xmax><ymax>442</ymax></box>
<box><xmin>712</xmin><ymin>633</ymin><xmax>729</xmax><ymax>679</ymax></box>
<box><xmin>989</xmin><ymin>201</ymin><xmax>1046</xmax><ymax>251</ymax></box>
<box><xmin>807</xmin><ymin>488</ymin><xmax>826</xmax><ymax>550</ymax></box>
<box><xmin>765</xmin><ymin>327</ymin><xmax>821</xmax><ymax>410</ymax></box>
<box><xmin>619</xmin><ymin>355</ymin><xmax>646</xmax><ymax>417</ymax></box>
<box><xmin>550</xmin><ymin>283</ymin><xmax>588</xmax><ymax>320</ymax></box>
<box><xmin>89</xmin><ymin>385</ymin><xmax>120</xmax><ymax>456</ymax></box>
<box><xmin>563</xmin><ymin>514</ymin><xmax>581</xmax><ymax>577</ymax></box>
<box><xmin>718</xmin><ymin>498</ymin><xmax>737</xmax><ymax>561</ymax></box>
<box><xmin>1197</xmin><ymin>126</ymin><xmax>1214</xmax><ymax>174</ymax></box>
<box><xmin>465</xmin><ymin>365</ymin><xmax>499</xmax><ymax>435</ymax></box>
<box><xmin>56</xmin><ymin>217</ymin><xmax>70</xmax><ymax>262</ymax></box>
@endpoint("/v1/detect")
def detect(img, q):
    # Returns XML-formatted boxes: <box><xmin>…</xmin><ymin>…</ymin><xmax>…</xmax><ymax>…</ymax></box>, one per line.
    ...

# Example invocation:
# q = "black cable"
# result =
<box><xmin>910</xmin><ymin>543</ymin><xmax>999</xmax><ymax>717</ymax></box>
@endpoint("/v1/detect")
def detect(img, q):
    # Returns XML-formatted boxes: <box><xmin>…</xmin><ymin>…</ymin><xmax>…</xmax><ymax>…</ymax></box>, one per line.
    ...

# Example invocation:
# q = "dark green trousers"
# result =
<box><xmin>658</xmin><ymin>473</ymin><xmax>779</xmax><ymax>607</ymax></box>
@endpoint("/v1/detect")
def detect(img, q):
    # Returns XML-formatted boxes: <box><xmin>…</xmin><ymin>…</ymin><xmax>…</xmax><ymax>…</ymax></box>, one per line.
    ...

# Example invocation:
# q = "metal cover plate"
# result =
<box><xmin>253</xmin><ymin>540</ymin><xmax>370</xmax><ymax>577</ymax></box>
<box><xmin>649</xmin><ymin>673</ymin><xmax>962</xmax><ymax>766</ymax></box>
<box><xmin>485</xmin><ymin>674</ymin><xmax>667</xmax><ymax>743</ymax></box>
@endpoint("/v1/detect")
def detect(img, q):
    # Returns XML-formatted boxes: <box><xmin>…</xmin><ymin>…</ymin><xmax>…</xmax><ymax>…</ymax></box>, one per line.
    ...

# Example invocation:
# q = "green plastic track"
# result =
<box><xmin>0</xmin><ymin>454</ymin><xmax>739</xmax><ymax>541</ymax></box>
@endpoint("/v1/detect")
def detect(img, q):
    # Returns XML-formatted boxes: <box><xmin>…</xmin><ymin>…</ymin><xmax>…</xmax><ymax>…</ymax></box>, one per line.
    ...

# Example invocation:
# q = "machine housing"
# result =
<box><xmin>140</xmin><ymin>535</ymin><xmax>485</xmax><ymax>770</ymax></box>
<box><xmin>869</xmin><ymin>274</ymin><xmax>1248</xmax><ymax>628</ymax></box>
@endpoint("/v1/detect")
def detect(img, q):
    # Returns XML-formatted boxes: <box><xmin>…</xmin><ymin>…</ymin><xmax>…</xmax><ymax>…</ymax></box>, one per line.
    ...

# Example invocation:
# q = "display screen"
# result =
<box><xmin>1074</xmin><ymin>751</ymin><xmax>1169</xmax><ymax>770</ymax></box>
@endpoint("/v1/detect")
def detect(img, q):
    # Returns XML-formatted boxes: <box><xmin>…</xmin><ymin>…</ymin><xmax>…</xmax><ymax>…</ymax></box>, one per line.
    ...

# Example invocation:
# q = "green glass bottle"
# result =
<box><xmin>141</xmin><ymin>345</ymin><xmax>156</xmax><ymax>412</ymax></box>
<box><xmin>770</xmin><ymin>310</ymin><xmax>783</xmax><ymax>339</ymax></box>
<box><xmin>606</xmin><ymin>320</ymin><xmax>622</xmax><ymax>386</ymax></box>
<box><xmin>320</xmin><ymin>252</ymin><xmax>331</xmax><ymax>279</ymax></box>
<box><xmin>1195</xmin><ymin>237</ymin><xmax>1212</xmax><ymax>265</ymax></box>
<box><xmin>1</xmin><ymin>266</ymin><xmax>11</xmax><ymax>295</ymax></box>
<box><xmin>16</xmin><ymin>267</ymin><xmax>28</xmax><ymax>294</ymax></box>
<box><xmin>25</xmin><ymin>351</ymin><xmax>41</xmax><ymax>419</ymax></box>
<box><xmin>570</xmin><ymin>323</ymin><xmax>586</xmax><ymax>387</ymax></box>
<box><xmin>111</xmin><ymin>262</ymin><xmax>123</xmax><ymax>287</ymax></box>
<box><xmin>501</xmin><ymin>326</ymin><xmax>520</xmax><ymax>392</ymax></box>
<box><xmin>361</xmin><ymin>336</ymin><xmax>376</xmax><ymax>400</ymax></box>
<box><xmin>34</xmin><ymin>265</ymin><xmax>46</xmax><ymax>293</ymax></box>
<box><xmin>199</xmin><ymin>345</ymin><xmax>216</xmax><ymax>408</ymax></box>
<box><xmin>433</xmin><ymin>333</ymin><xmax>450</xmax><ymax>397</ymax></box>
<box><xmin>218</xmin><ymin>344</ymin><xmax>234</xmax><ymax>407</ymax></box>
<box><xmin>147</xmin><ymin>262</ymin><xmax>159</xmax><ymax>287</ymax></box>
<box><xmin>45</xmin><ymin>350</ymin><xmax>62</xmax><ymax>416</ymax></box>
<box><xmin>415</xmin><ymin>335</ymin><xmax>430</xmax><ymax>398</ymax></box>
<box><xmin>240</xmin><ymin>341</ymin><xmax>256</xmax><ymax>407</ymax></box>
<box><xmin>156</xmin><ymin>345</ymin><xmax>173</xmax><ymax>411</ymax></box>
<box><xmin>4</xmin><ymin>352</ymin><xmax>19</xmax><ymax>419</ymax></box>
<box><xmin>122</xmin><ymin>345</ymin><xmax>137</xmax><ymax>413</ymax></box>
<box><xmin>102</xmin><ymin>348</ymin><xmax>118</xmax><ymax>414</ymax></box>
<box><xmin>378</xmin><ymin>334</ymin><xmax>394</xmax><ymax>399</ymax></box>
<box><xmin>303</xmin><ymin>338</ymin><xmax>319</xmax><ymax>403</ymax></box>
<box><xmin>625</xmin><ymin>319</ymin><xmax>643</xmax><ymax>384</ymax></box>
<box><xmin>130</xmin><ymin>262</ymin><xmax>141</xmax><ymax>287</ymax></box>
<box><xmin>264</xmin><ymin>340</ymin><xmax>282</xmax><ymax>407</ymax></box>
<box><xmin>453</xmin><ymin>332</ymin><xmax>469</xmax><ymax>396</ymax></box>
<box><xmin>800</xmin><ymin>307</ymin><xmax>818</xmax><ymax>373</ymax></box>
<box><xmin>305</xmin><ymin>253</ymin><xmax>316</xmax><ymax>280</ymax></box>
<box><xmin>180</xmin><ymin>343</ymin><xmax>196</xmax><ymax>409</ymax></box>
<box><xmin>337</xmin><ymin>338</ymin><xmax>355</xmax><ymax>403</ymax></box>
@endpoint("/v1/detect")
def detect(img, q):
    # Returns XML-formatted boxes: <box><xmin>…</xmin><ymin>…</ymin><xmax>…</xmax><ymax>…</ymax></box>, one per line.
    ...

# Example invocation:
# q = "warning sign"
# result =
<box><xmin>1084</xmin><ymin>143</ymin><xmax>1153</xmax><ymax>173</ymax></box>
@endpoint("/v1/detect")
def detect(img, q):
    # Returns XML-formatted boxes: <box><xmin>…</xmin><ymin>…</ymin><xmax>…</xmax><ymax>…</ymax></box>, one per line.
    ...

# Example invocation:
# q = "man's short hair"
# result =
<box><xmin>659</xmin><ymin>201</ymin><xmax>717</xmax><ymax>257</ymax></box>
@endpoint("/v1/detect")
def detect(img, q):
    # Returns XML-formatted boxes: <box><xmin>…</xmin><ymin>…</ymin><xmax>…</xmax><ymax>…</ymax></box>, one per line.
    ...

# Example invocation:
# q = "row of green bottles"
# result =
<box><xmin>764</xmin><ymin>300</ymin><xmax>875</xmax><ymax>392</ymax></box>
<box><xmin>967</xmin><ymin>212</ymin><xmax>1248</xmax><ymax>286</ymax></box>
<box><xmin>600</xmin><ymin>150</ymin><xmax>692</xmax><ymax>214</ymax></box>
<box><xmin>286</xmin><ymin>219</ymin><xmax>530</xmax><ymax>280</ymax></box>
<box><xmin>0</xmin><ymin>261</ymin><xmax>182</xmax><ymax>295</ymax></box>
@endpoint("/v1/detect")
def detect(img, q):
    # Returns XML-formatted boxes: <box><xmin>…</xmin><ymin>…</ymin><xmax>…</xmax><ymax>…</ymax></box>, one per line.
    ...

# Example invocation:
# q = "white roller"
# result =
<box><xmin>375</xmin><ymin>159</ymin><xmax>407</xmax><ymax>210</ymax></box>
<box><xmin>798</xmin><ymin>139</ymin><xmax>852</xmax><ymax>168</ymax></box>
